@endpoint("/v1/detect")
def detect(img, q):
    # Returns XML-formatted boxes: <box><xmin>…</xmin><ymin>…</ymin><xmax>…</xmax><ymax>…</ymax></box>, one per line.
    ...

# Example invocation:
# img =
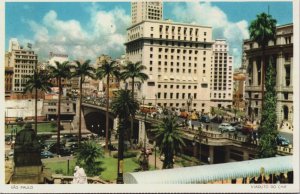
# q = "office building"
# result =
<box><xmin>126</xmin><ymin>19</ymin><xmax>213</xmax><ymax>112</ymax></box>
<box><xmin>210</xmin><ymin>39</ymin><xmax>233</xmax><ymax>109</ymax></box>
<box><xmin>244</xmin><ymin>23</ymin><xmax>293</xmax><ymax>127</ymax></box>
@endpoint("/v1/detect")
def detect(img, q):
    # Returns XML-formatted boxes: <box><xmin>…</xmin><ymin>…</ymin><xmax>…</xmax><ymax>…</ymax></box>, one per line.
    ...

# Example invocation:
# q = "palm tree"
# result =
<box><xmin>152</xmin><ymin>115</ymin><xmax>186</xmax><ymax>169</ymax></box>
<box><xmin>47</xmin><ymin>61</ymin><xmax>73</xmax><ymax>155</ymax></box>
<box><xmin>23</xmin><ymin>70</ymin><xmax>53</xmax><ymax>133</ymax></box>
<box><xmin>121</xmin><ymin>61</ymin><xmax>149</xmax><ymax>145</ymax></box>
<box><xmin>73</xmin><ymin>60</ymin><xmax>95</xmax><ymax>144</ymax></box>
<box><xmin>75</xmin><ymin>140</ymin><xmax>104</xmax><ymax>176</ymax></box>
<box><xmin>249</xmin><ymin>12</ymin><xmax>277</xmax><ymax>110</ymax></box>
<box><xmin>111</xmin><ymin>89</ymin><xmax>139</xmax><ymax>183</ymax></box>
<box><xmin>95</xmin><ymin>59</ymin><xmax>120</xmax><ymax>151</ymax></box>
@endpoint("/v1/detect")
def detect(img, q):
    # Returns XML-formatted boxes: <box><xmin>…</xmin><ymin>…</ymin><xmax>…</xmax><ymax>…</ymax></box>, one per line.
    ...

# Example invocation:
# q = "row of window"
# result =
<box><xmin>149</xmin><ymin>40</ymin><xmax>209</xmax><ymax>49</ymax></box>
<box><xmin>212</xmin><ymin>93</ymin><xmax>231</xmax><ymax>98</ymax></box>
<box><xmin>155</xmin><ymin>67</ymin><xmax>205</xmax><ymax>74</ymax></box>
<box><xmin>156</xmin><ymin>102</ymin><xmax>203</xmax><ymax>109</ymax></box>
<box><xmin>152</xmin><ymin>60</ymin><xmax>205</xmax><ymax>68</ymax></box>
<box><xmin>157</xmin><ymin>25</ymin><xmax>207</xmax><ymax>37</ymax></box>
<box><xmin>150</xmin><ymin>47</ymin><xmax>207</xmax><ymax>55</ymax></box>
<box><xmin>151</xmin><ymin>54</ymin><xmax>205</xmax><ymax>61</ymax></box>
<box><xmin>158</xmin><ymin>84</ymin><xmax>198</xmax><ymax>90</ymax></box>
<box><xmin>157</xmin><ymin>92</ymin><xmax>198</xmax><ymax>99</ymax></box>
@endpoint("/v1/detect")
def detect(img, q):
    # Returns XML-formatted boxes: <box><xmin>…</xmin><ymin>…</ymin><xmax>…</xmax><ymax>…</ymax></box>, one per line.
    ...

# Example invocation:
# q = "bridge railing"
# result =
<box><xmin>51</xmin><ymin>174</ymin><xmax>109</xmax><ymax>184</ymax></box>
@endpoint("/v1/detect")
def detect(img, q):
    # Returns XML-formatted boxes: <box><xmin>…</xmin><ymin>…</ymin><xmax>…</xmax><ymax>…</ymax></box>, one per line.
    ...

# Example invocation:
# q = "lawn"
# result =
<box><xmin>43</xmin><ymin>159</ymin><xmax>76</xmax><ymax>176</ymax></box>
<box><xmin>5</xmin><ymin>122</ymin><xmax>56</xmax><ymax>134</ymax></box>
<box><xmin>42</xmin><ymin>154</ymin><xmax>140</xmax><ymax>182</ymax></box>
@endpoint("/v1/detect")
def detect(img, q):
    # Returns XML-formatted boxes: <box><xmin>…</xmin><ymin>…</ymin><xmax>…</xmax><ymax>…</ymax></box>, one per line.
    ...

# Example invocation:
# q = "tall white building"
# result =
<box><xmin>210</xmin><ymin>39</ymin><xmax>234</xmax><ymax>108</ymax></box>
<box><xmin>126</xmin><ymin>19</ymin><xmax>213</xmax><ymax>112</ymax></box>
<box><xmin>131</xmin><ymin>1</ymin><xmax>163</xmax><ymax>25</ymax></box>
<box><xmin>7</xmin><ymin>38</ymin><xmax>37</xmax><ymax>92</ymax></box>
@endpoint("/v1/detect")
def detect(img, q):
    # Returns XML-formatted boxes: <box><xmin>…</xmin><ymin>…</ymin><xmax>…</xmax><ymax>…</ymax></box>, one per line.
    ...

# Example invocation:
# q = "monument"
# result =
<box><xmin>71</xmin><ymin>166</ymin><xmax>88</xmax><ymax>184</ymax></box>
<box><xmin>10</xmin><ymin>123</ymin><xmax>43</xmax><ymax>184</ymax></box>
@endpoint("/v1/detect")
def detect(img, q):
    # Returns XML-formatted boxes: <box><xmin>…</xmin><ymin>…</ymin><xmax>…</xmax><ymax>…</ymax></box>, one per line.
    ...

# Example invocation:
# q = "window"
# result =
<box><xmin>176</xmin><ymin>85</ymin><xmax>179</xmax><ymax>89</ymax></box>
<box><xmin>164</xmin><ymin>93</ymin><xmax>167</xmax><ymax>99</ymax></box>
<box><xmin>158</xmin><ymin>84</ymin><xmax>161</xmax><ymax>88</ymax></box>
<box><xmin>150</xmin><ymin>54</ymin><xmax>153</xmax><ymax>58</ymax></box>
<box><xmin>157</xmin><ymin>93</ymin><xmax>161</xmax><ymax>99</ymax></box>
<box><xmin>151</xmin><ymin>27</ymin><xmax>154</xmax><ymax>31</ymax></box>
<box><xmin>164</xmin><ymin>85</ymin><xmax>167</xmax><ymax>88</ymax></box>
<box><xmin>150</xmin><ymin>47</ymin><xmax>153</xmax><ymax>51</ymax></box>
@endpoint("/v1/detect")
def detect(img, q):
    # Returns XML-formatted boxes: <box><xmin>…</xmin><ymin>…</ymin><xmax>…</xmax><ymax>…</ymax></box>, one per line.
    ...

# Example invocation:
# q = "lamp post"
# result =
<box><xmin>142</xmin><ymin>96</ymin><xmax>149</xmax><ymax>171</ymax></box>
<box><xmin>154</xmin><ymin>141</ymin><xmax>157</xmax><ymax>169</ymax></box>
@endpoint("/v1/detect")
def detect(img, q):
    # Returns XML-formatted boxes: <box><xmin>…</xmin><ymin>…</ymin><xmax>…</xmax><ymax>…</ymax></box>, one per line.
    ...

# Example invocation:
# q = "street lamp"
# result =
<box><xmin>193</xmin><ymin>126</ymin><xmax>202</xmax><ymax>165</ymax></box>
<box><xmin>141</xmin><ymin>96</ymin><xmax>149</xmax><ymax>171</ymax></box>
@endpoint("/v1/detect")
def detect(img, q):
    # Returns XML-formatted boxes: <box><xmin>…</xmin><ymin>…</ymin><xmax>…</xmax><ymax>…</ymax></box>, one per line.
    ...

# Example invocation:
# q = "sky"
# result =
<box><xmin>5</xmin><ymin>1</ymin><xmax>293</xmax><ymax>68</ymax></box>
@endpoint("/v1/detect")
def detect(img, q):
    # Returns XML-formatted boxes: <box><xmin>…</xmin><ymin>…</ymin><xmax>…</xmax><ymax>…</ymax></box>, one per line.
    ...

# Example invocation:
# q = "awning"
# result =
<box><xmin>124</xmin><ymin>156</ymin><xmax>293</xmax><ymax>184</ymax></box>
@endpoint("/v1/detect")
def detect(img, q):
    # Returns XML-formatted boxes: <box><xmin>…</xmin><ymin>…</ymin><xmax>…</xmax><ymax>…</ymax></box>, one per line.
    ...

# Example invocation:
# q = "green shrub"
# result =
<box><xmin>112</xmin><ymin>151</ymin><xmax>138</xmax><ymax>158</ymax></box>
<box><xmin>55</xmin><ymin>168</ymin><xmax>64</xmax><ymax>174</ymax></box>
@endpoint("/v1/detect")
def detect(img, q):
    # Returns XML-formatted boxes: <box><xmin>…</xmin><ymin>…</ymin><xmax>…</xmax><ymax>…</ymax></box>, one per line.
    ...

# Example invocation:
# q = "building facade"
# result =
<box><xmin>244</xmin><ymin>23</ymin><xmax>293</xmax><ymax>126</ymax></box>
<box><xmin>233</xmin><ymin>69</ymin><xmax>246</xmax><ymax>111</ymax></box>
<box><xmin>7</xmin><ymin>38</ymin><xmax>38</xmax><ymax>93</ymax></box>
<box><xmin>210</xmin><ymin>39</ymin><xmax>233</xmax><ymax>109</ymax></box>
<box><xmin>126</xmin><ymin>19</ymin><xmax>213</xmax><ymax>112</ymax></box>
<box><xmin>131</xmin><ymin>1</ymin><xmax>163</xmax><ymax>25</ymax></box>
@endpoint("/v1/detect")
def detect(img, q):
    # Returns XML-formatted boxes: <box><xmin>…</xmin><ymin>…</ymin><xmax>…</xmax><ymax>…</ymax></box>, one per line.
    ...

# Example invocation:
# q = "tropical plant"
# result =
<box><xmin>249</xmin><ymin>12</ymin><xmax>277</xmax><ymax>108</ymax></box>
<box><xmin>75</xmin><ymin>140</ymin><xmax>105</xmax><ymax>176</ymax></box>
<box><xmin>23</xmin><ymin>70</ymin><xmax>53</xmax><ymax>133</ymax></box>
<box><xmin>152</xmin><ymin>115</ymin><xmax>186</xmax><ymax>169</ymax></box>
<box><xmin>95</xmin><ymin>59</ymin><xmax>120</xmax><ymax>151</ymax></box>
<box><xmin>257</xmin><ymin>56</ymin><xmax>278</xmax><ymax>158</ymax></box>
<box><xmin>121</xmin><ymin>61</ymin><xmax>149</xmax><ymax>145</ymax></box>
<box><xmin>111</xmin><ymin>89</ymin><xmax>139</xmax><ymax>183</ymax></box>
<box><xmin>73</xmin><ymin>60</ymin><xmax>95</xmax><ymax>144</ymax></box>
<box><xmin>47</xmin><ymin>61</ymin><xmax>73</xmax><ymax>154</ymax></box>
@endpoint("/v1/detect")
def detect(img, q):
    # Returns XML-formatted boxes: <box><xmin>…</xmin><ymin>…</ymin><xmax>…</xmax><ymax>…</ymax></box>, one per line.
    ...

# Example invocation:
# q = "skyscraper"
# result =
<box><xmin>131</xmin><ymin>1</ymin><xmax>163</xmax><ymax>25</ymax></box>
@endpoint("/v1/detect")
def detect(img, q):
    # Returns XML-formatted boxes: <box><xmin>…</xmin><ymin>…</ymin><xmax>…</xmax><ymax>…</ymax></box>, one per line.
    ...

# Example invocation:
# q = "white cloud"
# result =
<box><xmin>172</xmin><ymin>2</ymin><xmax>249</xmax><ymax>68</ymax></box>
<box><xmin>27</xmin><ymin>7</ymin><xmax>130</xmax><ymax>62</ymax></box>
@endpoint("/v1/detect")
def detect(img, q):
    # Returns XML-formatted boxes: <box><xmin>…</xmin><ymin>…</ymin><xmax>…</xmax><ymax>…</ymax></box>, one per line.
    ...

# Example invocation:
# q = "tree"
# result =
<box><xmin>75</xmin><ymin>140</ymin><xmax>104</xmax><ymax>176</ymax></box>
<box><xmin>249</xmin><ymin>13</ymin><xmax>277</xmax><ymax>110</ymax></box>
<box><xmin>121</xmin><ymin>61</ymin><xmax>149</xmax><ymax>145</ymax></box>
<box><xmin>111</xmin><ymin>89</ymin><xmax>139</xmax><ymax>184</ymax></box>
<box><xmin>257</xmin><ymin>56</ymin><xmax>278</xmax><ymax>158</ymax></box>
<box><xmin>47</xmin><ymin>61</ymin><xmax>73</xmax><ymax>155</ymax></box>
<box><xmin>73</xmin><ymin>60</ymin><xmax>95</xmax><ymax>145</ymax></box>
<box><xmin>23</xmin><ymin>70</ymin><xmax>53</xmax><ymax>133</ymax></box>
<box><xmin>152</xmin><ymin>115</ymin><xmax>186</xmax><ymax>169</ymax></box>
<box><xmin>95</xmin><ymin>59</ymin><xmax>120</xmax><ymax>151</ymax></box>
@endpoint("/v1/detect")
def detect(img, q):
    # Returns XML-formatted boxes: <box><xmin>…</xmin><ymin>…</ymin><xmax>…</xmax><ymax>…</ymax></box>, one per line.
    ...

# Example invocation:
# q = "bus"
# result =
<box><xmin>140</xmin><ymin>105</ymin><xmax>157</xmax><ymax>114</ymax></box>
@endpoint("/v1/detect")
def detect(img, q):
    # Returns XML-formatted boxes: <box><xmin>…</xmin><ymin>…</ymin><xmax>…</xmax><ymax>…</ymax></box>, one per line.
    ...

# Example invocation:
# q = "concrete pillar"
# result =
<box><xmin>290</xmin><ymin>56</ymin><xmax>293</xmax><ymax>87</ymax></box>
<box><xmin>113</xmin><ymin>118</ymin><xmax>119</xmax><ymax>131</ymax></box>
<box><xmin>243</xmin><ymin>151</ymin><xmax>249</xmax><ymax>161</ymax></box>
<box><xmin>225</xmin><ymin>147</ymin><xmax>230</xmax><ymax>162</ymax></box>
<box><xmin>138</xmin><ymin>120</ymin><xmax>148</xmax><ymax>146</ymax></box>
<box><xmin>72</xmin><ymin>99</ymin><xmax>80</xmax><ymax>130</ymax></box>
<box><xmin>277</xmin><ymin>53</ymin><xmax>284</xmax><ymax>87</ymax></box>
<box><xmin>208</xmin><ymin>146</ymin><xmax>214</xmax><ymax>164</ymax></box>
<box><xmin>253</xmin><ymin>59</ymin><xmax>258</xmax><ymax>86</ymax></box>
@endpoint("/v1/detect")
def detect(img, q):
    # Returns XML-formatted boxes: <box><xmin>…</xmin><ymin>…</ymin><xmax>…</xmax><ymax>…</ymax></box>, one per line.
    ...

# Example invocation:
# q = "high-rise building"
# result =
<box><xmin>244</xmin><ymin>23</ymin><xmax>293</xmax><ymax>128</ymax></box>
<box><xmin>131</xmin><ymin>1</ymin><xmax>163</xmax><ymax>25</ymax></box>
<box><xmin>7</xmin><ymin>38</ymin><xmax>38</xmax><ymax>93</ymax></box>
<box><xmin>126</xmin><ymin>19</ymin><xmax>213</xmax><ymax>112</ymax></box>
<box><xmin>210</xmin><ymin>39</ymin><xmax>233</xmax><ymax>109</ymax></box>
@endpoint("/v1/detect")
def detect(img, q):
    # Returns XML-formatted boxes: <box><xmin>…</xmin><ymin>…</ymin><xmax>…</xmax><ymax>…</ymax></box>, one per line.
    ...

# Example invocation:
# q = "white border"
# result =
<box><xmin>1</xmin><ymin>0</ymin><xmax>299</xmax><ymax>193</ymax></box>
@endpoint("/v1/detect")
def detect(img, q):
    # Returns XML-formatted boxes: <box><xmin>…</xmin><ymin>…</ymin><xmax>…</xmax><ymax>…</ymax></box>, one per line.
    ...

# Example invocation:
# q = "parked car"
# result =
<box><xmin>199</xmin><ymin>115</ymin><xmax>210</xmax><ymax>123</ymax></box>
<box><xmin>234</xmin><ymin>124</ymin><xmax>243</xmax><ymax>132</ymax></box>
<box><xmin>218</xmin><ymin>123</ymin><xmax>236</xmax><ymax>133</ymax></box>
<box><xmin>211</xmin><ymin>116</ymin><xmax>223</xmax><ymax>123</ymax></box>
<box><xmin>40</xmin><ymin>150</ymin><xmax>55</xmax><ymax>158</ymax></box>
<box><xmin>276</xmin><ymin>136</ymin><xmax>290</xmax><ymax>146</ymax></box>
<box><xmin>242</xmin><ymin>123</ymin><xmax>258</xmax><ymax>134</ymax></box>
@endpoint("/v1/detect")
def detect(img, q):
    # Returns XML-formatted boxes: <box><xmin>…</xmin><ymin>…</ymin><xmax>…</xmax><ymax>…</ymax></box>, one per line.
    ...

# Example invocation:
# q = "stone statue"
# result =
<box><xmin>71</xmin><ymin>166</ymin><xmax>88</xmax><ymax>184</ymax></box>
<box><xmin>14</xmin><ymin>123</ymin><xmax>41</xmax><ymax>166</ymax></box>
